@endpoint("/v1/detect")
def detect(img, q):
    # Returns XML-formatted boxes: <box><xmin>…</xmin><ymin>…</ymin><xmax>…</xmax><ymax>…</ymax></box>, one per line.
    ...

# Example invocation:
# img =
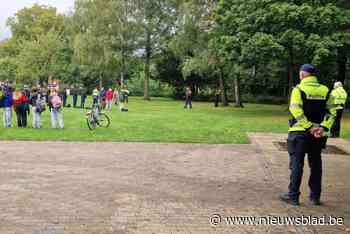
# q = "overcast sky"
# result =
<box><xmin>0</xmin><ymin>0</ymin><xmax>75</xmax><ymax>40</ymax></box>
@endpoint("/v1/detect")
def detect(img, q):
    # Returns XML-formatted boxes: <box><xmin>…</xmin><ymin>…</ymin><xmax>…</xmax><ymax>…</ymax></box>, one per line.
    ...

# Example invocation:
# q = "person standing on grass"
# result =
<box><xmin>113</xmin><ymin>88</ymin><xmax>120</xmax><ymax>106</ymax></box>
<box><xmin>61</xmin><ymin>88</ymin><xmax>67</xmax><ymax>107</ymax></box>
<box><xmin>106</xmin><ymin>88</ymin><xmax>114</xmax><ymax>112</ymax></box>
<box><xmin>280</xmin><ymin>64</ymin><xmax>338</xmax><ymax>206</ymax></box>
<box><xmin>92</xmin><ymin>87</ymin><xmax>99</xmax><ymax>105</ymax></box>
<box><xmin>122</xmin><ymin>85</ymin><xmax>129</xmax><ymax>103</ymax></box>
<box><xmin>72</xmin><ymin>85</ymin><xmax>78</xmax><ymax>108</ymax></box>
<box><xmin>184</xmin><ymin>87</ymin><xmax>193</xmax><ymax>109</ymax></box>
<box><xmin>13</xmin><ymin>89</ymin><xmax>30</xmax><ymax>128</ymax></box>
<box><xmin>100</xmin><ymin>87</ymin><xmax>107</xmax><ymax>109</ymax></box>
<box><xmin>49</xmin><ymin>89</ymin><xmax>64</xmax><ymax>129</ymax></box>
<box><xmin>65</xmin><ymin>87</ymin><xmax>71</xmax><ymax>107</ymax></box>
<box><xmin>31</xmin><ymin>88</ymin><xmax>41</xmax><ymax>128</ymax></box>
<box><xmin>330</xmin><ymin>81</ymin><xmax>348</xmax><ymax>138</ymax></box>
<box><xmin>2</xmin><ymin>85</ymin><xmax>13</xmax><ymax>128</ymax></box>
<box><xmin>118</xmin><ymin>87</ymin><xmax>129</xmax><ymax>112</ymax></box>
<box><xmin>214</xmin><ymin>88</ymin><xmax>221</xmax><ymax>107</ymax></box>
<box><xmin>30</xmin><ymin>87</ymin><xmax>45</xmax><ymax>129</ymax></box>
<box><xmin>80</xmin><ymin>86</ymin><xmax>87</xmax><ymax>109</ymax></box>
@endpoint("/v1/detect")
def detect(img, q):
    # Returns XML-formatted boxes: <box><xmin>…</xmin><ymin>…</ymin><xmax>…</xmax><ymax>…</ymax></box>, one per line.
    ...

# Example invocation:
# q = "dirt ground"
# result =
<box><xmin>0</xmin><ymin>134</ymin><xmax>349</xmax><ymax>234</ymax></box>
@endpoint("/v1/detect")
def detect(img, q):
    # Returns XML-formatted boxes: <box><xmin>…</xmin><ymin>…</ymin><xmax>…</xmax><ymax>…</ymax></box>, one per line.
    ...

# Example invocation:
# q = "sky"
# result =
<box><xmin>0</xmin><ymin>0</ymin><xmax>75</xmax><ymax>40</ymax></box>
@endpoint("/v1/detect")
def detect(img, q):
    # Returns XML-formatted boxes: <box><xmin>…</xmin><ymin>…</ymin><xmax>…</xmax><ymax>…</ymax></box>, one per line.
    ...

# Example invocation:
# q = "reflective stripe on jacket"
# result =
<box><xmin>289</xmin><ymin>76</ymin><xmax>337</xmax><ymax>132</ymax></box>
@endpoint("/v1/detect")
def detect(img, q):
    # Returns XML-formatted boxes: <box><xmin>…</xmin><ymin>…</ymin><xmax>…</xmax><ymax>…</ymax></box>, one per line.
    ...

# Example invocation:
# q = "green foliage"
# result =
<box><xmin>1</xmin><ymin>4</ymin><xmax>75</xmax><ymax>85</ymax></box>
<box><xmin>0</xmin><ymin>57</ymin><xmax>17</xmax><ymax>81</ymax></box>
<box><xmin>1</xmin><ymin>0</ymin><xmax>350</xmax><ymax>101</ymax></box>
<box><xmin>214</xmin><ymin>0</ymin><xmax>350</xmax><ymax>96</ymax></box>
<box><xmin>16</xmin><ymin>31</ymin><xmax>66</xmax><ymax>83</ymax></box>
<box><xmin>7</xmin><ymin>4</ymin><xmax>65</xmax><ymax>40</ymax></box>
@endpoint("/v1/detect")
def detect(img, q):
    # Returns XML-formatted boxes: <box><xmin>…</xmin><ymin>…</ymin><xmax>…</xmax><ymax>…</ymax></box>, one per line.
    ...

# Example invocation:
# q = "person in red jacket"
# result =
<box><xmin>106</xmin><ymin>88</ymin><xmax>114</xmax><ymax>112</ymax></box>
<box><xmin>13</xmin><ymin>89</ymin><xmax>30</xmax><ymax>128</ymax></box>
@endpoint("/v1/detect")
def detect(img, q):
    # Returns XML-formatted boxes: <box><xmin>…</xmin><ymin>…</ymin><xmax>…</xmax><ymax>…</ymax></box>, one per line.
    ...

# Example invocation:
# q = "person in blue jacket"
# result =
<box><xmin>2</xmin><ymin>86</ymin><xmax>13</xmax><ymax>128</ymax></box>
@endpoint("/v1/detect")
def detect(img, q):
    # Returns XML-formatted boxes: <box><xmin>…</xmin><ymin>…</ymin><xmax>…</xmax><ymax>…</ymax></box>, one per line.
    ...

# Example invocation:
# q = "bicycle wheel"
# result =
<box><xmin>97</xmin><ymin>113</ymin><xmax>111</xmax><ymax>128</ymax></box>
<box><xmin>87</xmin><ymin>116</ymin><xmax>97</xmax><ymax>130</ymax></box>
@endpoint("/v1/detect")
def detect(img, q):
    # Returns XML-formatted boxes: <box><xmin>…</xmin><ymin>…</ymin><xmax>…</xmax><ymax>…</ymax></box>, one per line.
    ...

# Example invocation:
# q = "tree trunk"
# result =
<box><xmin>234</xmin><ymin>76</ymin><xmax>243</xmax><ymax>108</ymax></box>
<box><xmin>120</xmin><ymin>54</ymin><xmax>125</xmax><ymax>87</ymax></box>
<box><xmin>120</xmin><ymin>71</ymin><xmax>124</xmax><ymax>87</ymax></box>
<box><xmin>337</xmin><ymin>48</ymin><xmax>347</xmax><ymax>84</ymax></box>
<box><xmin>144</xmin><ymin>28</ymin><xmax>151</xmax><ymax>101</ymax></box>
<box><xmin>218</xmin><ymin>69</ymin><xmax>229</xmax><ymax>106</ymax></box>
<box><xmin>99</xmin><ymin>73</ymin><xmax>103</xmax><ymax>89</ymax></box>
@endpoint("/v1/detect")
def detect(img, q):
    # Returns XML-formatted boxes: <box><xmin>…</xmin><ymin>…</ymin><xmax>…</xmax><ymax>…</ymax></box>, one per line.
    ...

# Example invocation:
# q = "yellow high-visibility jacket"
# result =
<box><xmin>289</xmin><ymin>76</ymin><xmax>337</xmax><ymax>132</ymax></box>
<box><xmin>329</xmin><ymin>86</ymin><xmax>347</xmax><ymax>110</ymax></box>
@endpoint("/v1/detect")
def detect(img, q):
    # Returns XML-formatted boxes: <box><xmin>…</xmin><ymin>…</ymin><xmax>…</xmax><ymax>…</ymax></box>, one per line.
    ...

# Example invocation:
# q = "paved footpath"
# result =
<box><xmin>0</xmin><ymin>134</ymin><xmax>349</xmax><ymax>234</ymax></box>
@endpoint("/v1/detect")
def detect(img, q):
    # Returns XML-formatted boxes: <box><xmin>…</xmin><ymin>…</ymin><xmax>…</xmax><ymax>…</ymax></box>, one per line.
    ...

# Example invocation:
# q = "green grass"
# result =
<box><xmin>1</xmin><ymin>97</ymin><xmax>349</xmax><ymax>144</ymax></box>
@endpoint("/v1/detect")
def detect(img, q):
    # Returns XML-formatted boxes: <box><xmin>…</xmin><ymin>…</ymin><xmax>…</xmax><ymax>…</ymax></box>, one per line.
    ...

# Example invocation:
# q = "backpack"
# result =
<box><xmin>36</xmin><ymin>97</ymin><xmax>46</xmax><ymax>113</ymax></box>
<box><xmin>51</xmin><ymin>95</ymin><xmax>62</xmax><ymax>109</ymax></box>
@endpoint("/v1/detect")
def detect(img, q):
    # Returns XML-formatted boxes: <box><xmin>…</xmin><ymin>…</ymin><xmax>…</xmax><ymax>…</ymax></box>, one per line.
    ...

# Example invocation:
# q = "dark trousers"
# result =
<box><xmin>63</xmin><ymin>95</ymin><xmax>67</xmax><ymax>107</ymax></box>
<box><xmin>330</xmin><ymin>109</ymin><xmax>343</xmax><ymax>138</ymax></box>
<box><xmin>287</xmin><ymin>132</ymin><xmax>324</xmax><ymax>200</ymax></box>
<box><xmin>93</xmin><ymin>97</ymin><xmax>98</xmax><ymax>105</ymax></box>
<box><xmin>73</xmin><ymin>95</ymin><xmax>78</xmax><ymax>108</ymax></box>
<box><xmin>184</xmin><ymin>98</ymin><xmax>192</xmax><ymax>109</ymax></box>
<box><xmin>81</xmin><ymin>95</ymin><xmax>86</xmax><ymax>109</ymax></box>
<box><xmin>15</xmin><ymin>107</ymin><xmax>28</xmax><ymax>128</ymax></box>
<box><xmin>215</xmin><ymin>95</ymin><xmax>220</xmax><ymax>107</ymax></box>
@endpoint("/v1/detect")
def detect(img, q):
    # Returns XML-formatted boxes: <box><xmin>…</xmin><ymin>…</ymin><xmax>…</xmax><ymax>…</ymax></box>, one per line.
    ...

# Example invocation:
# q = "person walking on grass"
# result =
<box><xmin>184</xmin><ymin>87</ymin><xmax>193</xmax><ymax>109</ymax></box>
<box><xmin>2</xmin><ymin>85</ymin><xmax>13</xmax><ymax>128</ymax></box>
<box><xmin>13</xmin><ymin>89</ymin><xmax>30</xmax><ymax>128</ymax></box>
<box><xmin>30</xmin><ymin>87</ymin><xmax>46</xmax><ymax>129</ymax></box>
<box><xmin>280</xmin><ymin>64</ymin><xmax>338</xmax><ymax>206</ymax></box>
<box><xmin>330</xmin><ymin>81</ymin><xmax>348</xmax><ymax>138</ymax></box>
<box><xmin>49</xmin><ymin>90</ymin><xmax>64</xmax><ymax>129</ymax></box>
<box><xmin>106</xmin><ymin>88</ymin><xmax>114</xmax><ymax>112</ymax></box>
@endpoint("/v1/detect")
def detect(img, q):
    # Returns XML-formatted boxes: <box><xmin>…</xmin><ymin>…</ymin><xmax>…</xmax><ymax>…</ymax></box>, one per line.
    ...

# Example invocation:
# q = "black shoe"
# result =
<box><xmin>310</xmin><ymin>198</ymin><xmax>322</xmax><ymax>206</ymax></box>
<box><xmin>279</xmin><ymin>193</ymin><xmax>300</xmax><ymax>206</ymax></box>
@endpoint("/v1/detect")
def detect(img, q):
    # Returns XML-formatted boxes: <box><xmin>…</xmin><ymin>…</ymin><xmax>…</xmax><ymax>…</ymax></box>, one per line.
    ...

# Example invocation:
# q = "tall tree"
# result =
<box><xmin>7</xmin><ymin>4</ymin><xmax>65</xmax><ymax>40</ymax></box>
<box><xmin>214</xmin><ymin>0</ymin><xmax>350</xmax><ymax>104</ymax></box>
<box><xmin>134</xmin><ymin>0</ymin><xmax>177</xmax><ymax>100</ymax></box>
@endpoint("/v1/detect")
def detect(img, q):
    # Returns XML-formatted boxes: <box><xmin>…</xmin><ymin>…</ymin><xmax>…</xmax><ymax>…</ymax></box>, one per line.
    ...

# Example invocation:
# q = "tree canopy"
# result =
<box><xmin>0</xmin><ymin>0</ymin><xmax>349</xmax><ymax>104</ymax></box>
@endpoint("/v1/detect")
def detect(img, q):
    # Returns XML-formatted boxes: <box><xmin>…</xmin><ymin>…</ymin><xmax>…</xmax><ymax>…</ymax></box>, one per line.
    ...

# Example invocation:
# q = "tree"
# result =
<box><xmin>16</xmin><ymin>30</ymin><xmax>67</xmax><ymax>84</ymax></box>
<box><xmin>213</xmin><ymin>0</ymin><xmax>350</xmax><ymax>105</ymax></box>
<box><xmin>170</xmin><ymin>0</ymin><xmax>228</xmax><ymax>104</ymax></box>
<box><xmin>71</xmin><ymin>0</ymin><xmax>140</xmax><ymax>89</ymax></box>
<box><xmin>7</xmin><ymin>4</ymin><xmax>65</xmax><ymax>40</ymax></box>
<box><xmin>133</xmin><ymin>0</ymin><xmax>177</xmax><ymax>100</ymax></box>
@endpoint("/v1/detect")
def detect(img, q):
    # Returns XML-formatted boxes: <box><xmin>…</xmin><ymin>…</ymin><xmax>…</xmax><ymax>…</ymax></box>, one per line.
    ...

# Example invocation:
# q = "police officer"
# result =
<box><xmin>330</xmin><ymin>81</ymin><xmax>348</xmax><ymax>138</ymax></box>
<box><xmin>280</xmin><ymin>64</ymin><xmax>337</xmax><ymax>206</ymax></box>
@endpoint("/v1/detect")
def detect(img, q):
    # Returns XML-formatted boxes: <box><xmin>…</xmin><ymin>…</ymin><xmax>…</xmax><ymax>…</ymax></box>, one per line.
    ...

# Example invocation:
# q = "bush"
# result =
<box><xmin>242</xmin><ymin>93</ymin><xmax>288</xmax><ymax>105</ymax></box>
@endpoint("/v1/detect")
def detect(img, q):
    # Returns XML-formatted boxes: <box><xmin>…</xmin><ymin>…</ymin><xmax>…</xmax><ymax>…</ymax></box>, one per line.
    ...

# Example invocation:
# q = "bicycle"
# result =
<box><xmin>86</xmin><ymin>104</ymin><xmax>111</xmax><ymax>130</ymax></box>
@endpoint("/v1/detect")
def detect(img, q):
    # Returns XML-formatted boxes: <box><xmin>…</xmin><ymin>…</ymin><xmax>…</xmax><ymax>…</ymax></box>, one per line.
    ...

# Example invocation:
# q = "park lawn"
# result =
<box><xmin>0</xmin><ymin>97</ymin><xmax>350</xmax><ymax>144</ymax></box>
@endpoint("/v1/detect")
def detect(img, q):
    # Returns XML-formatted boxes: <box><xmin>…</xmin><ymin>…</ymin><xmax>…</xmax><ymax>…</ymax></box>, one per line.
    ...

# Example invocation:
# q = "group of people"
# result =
<box><xmin>92</xmin><ymin>86</ymin><xmax>129</xmax><ymax>112</ymax></box>
<box><xmin>0</xmin><ymin>83</ymin><xmax>64</xmax><ymax>129</ymax></box>
<box><xmin>0</xmin><ymin>82</ymin><xmax>131</xmax><ymax>129</ymax></box>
